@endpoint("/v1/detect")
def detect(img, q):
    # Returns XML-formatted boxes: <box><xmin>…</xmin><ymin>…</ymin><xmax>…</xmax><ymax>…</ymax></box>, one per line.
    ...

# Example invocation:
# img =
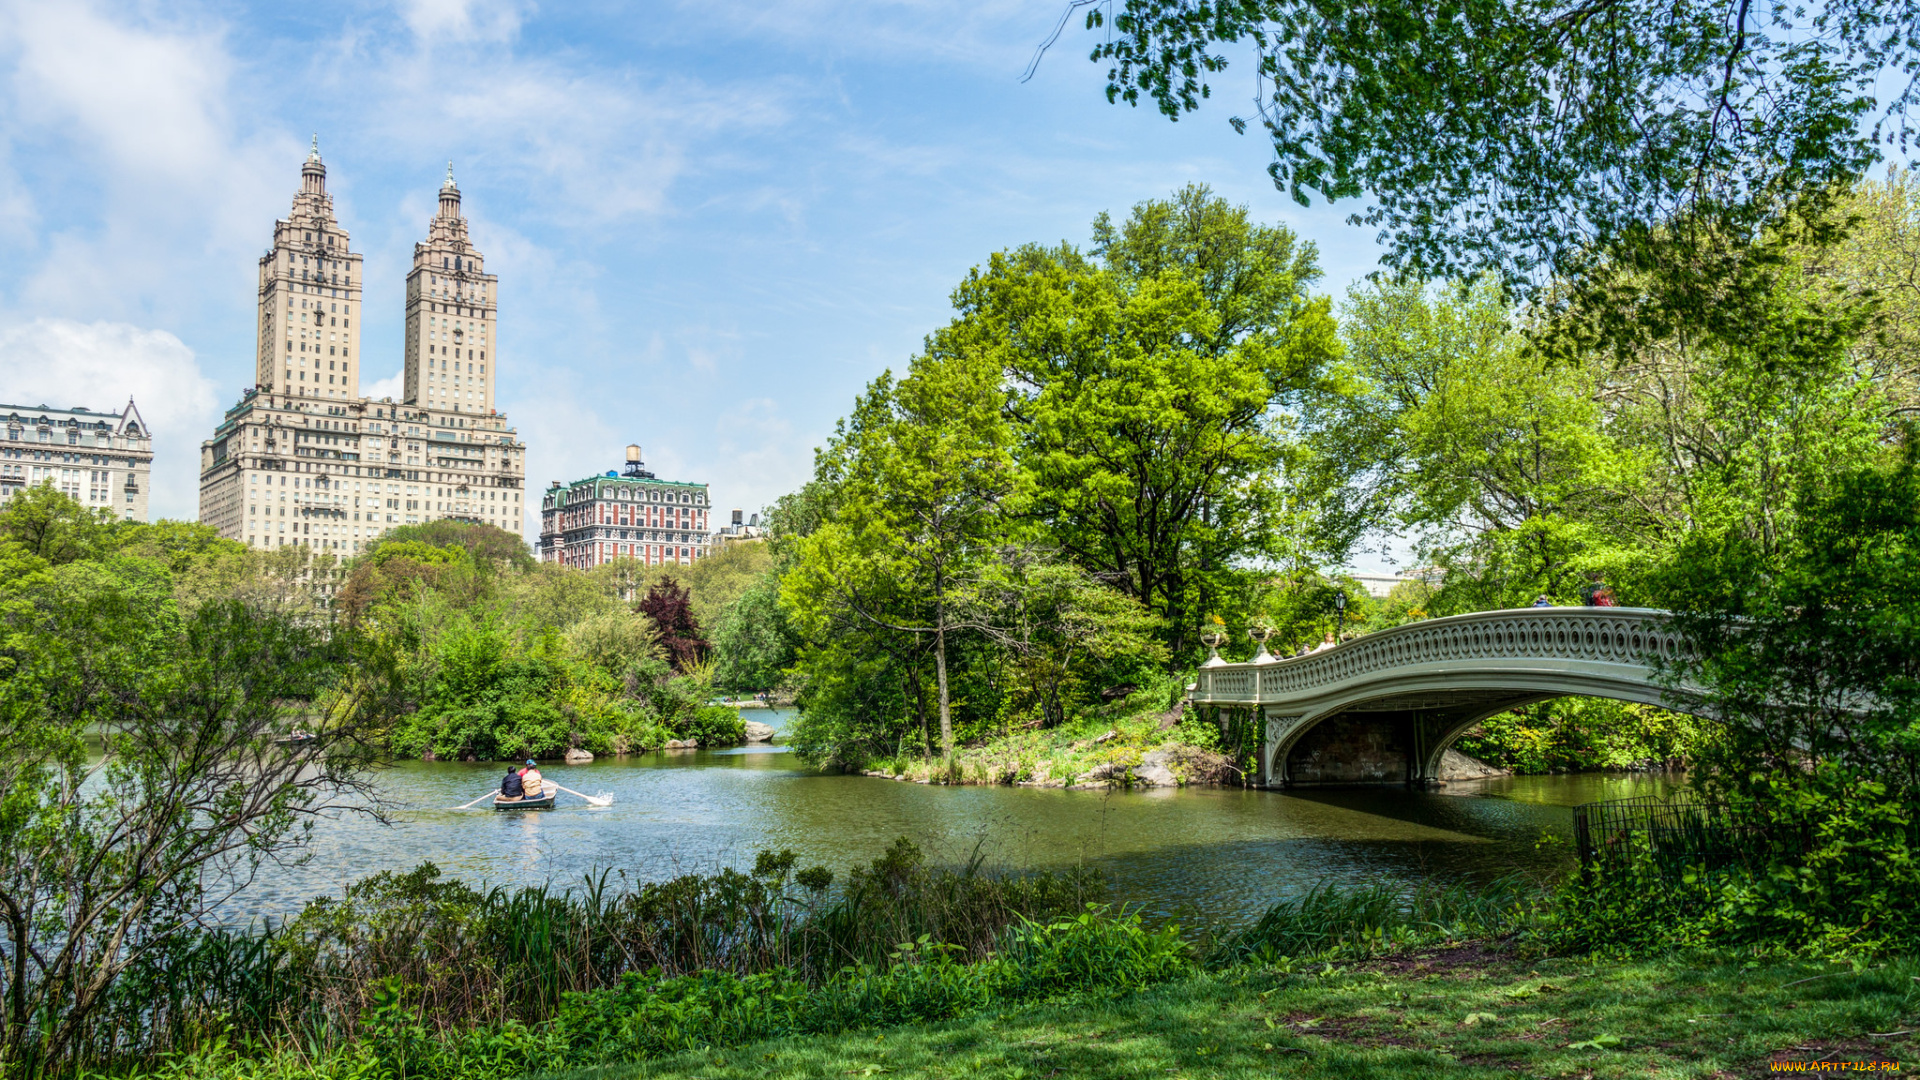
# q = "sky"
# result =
<box><xmin>0</xmin><ymin>0</ymin><xmax>1410</xmax><ymax>568</ymax></box>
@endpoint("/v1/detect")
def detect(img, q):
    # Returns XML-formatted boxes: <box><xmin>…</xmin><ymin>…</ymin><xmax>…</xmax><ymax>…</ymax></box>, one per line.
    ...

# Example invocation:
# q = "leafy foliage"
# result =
<box><xmin>1078</xmin><ymin>0</ymin><xmax>1914</xmax><ymax>292</ymax></box>
<box><xmin>780</xmin><ymin>187</ymin><xmax>1343</xmax><ymax>768</ymax></box>
<box><xmin>637</xmin><ymin>576</ymin><xmax>710</xmax><ymax>672</ymax></box>
<box><xmin>1612</xmin><ymin>429</ymin><xmax>1920</xmax><ymax>955</ymax></box>
<box><xmin>955</xmin><ymin>184</ymin><xmax>1343</xmax><ymax>657</ymax></box>
<box><xmin>0</xmin><ymin>492</ymin><xmax>399</xmax><ymax>1075</ymax></box>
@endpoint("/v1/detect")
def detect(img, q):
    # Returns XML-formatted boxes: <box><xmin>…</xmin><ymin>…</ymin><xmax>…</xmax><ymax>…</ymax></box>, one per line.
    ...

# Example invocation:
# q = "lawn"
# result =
<box><xmin>540</xmin><ymin>946</ymin><xmax>1917</xmax><ymax>1080</ymax></box>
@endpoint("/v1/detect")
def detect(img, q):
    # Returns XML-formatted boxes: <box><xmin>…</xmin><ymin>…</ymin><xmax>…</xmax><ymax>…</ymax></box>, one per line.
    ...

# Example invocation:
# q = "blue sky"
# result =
<box><xmin>0</xmin><ymin>0</ymin><xmax>1415</xmax><ymax>567</ymax></box>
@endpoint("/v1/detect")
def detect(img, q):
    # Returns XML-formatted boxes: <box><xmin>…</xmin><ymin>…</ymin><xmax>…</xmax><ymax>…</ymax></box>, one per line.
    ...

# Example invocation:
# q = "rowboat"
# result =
<box><xmin>492</xmin><ymin>792</ymin><xmax>555</xmax><ymax>811</ymax></box>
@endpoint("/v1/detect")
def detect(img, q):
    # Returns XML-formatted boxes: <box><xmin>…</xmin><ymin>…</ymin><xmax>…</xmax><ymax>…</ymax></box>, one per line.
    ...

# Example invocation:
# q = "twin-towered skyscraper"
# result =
<box><xmin>253</xmin><ymin>137</ymin><xmax>500</xmax><ymax>415</ymax></box>
<box><xmin>198</xmin><ymin>141</ymin><xmax>528</xmax><ymax>557</ymax></box>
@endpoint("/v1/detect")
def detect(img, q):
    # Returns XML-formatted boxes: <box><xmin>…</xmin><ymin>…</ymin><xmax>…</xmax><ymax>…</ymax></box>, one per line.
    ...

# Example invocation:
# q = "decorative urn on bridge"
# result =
<box><xmin>1200</xmin><ymin>624</ymin><xmax>1229</xmax><ymax>668</ymax></box>
<box><xmin>1249</xmin><ymin>621</ymin><xmax>1276</xmax><ymax>664</ymax></box>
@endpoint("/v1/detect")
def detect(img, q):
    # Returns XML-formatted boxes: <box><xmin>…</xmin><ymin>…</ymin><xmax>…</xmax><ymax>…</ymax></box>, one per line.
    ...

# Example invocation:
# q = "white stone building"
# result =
<box><xmin>0</xmin><ymin>399</ymin><xmax>153</xmax><ymax>521</ymax></box>
<box><xmin>199</xmin><ymin>141</ymin><xmax>527</xmax><ymax>554</ymax></box>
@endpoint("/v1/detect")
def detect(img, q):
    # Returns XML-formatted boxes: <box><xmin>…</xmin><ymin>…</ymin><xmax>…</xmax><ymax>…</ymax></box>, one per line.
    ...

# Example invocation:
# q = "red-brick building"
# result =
<box><xmin>538</xmin><ymin>445</ymin><xmax>710</xmax><ymax>568</ymax></box>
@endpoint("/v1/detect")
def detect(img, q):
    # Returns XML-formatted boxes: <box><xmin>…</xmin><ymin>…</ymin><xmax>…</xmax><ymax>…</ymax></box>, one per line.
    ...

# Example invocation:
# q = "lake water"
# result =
<box><xmin>253</xmin><ymin>709</ymin><xmax>1678</xmax><ymax>926</ymax></box>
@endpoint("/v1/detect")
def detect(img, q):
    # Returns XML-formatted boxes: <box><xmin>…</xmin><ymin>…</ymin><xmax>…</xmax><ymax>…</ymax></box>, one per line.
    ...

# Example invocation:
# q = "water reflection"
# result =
<box><xmin>248</xmin><ymin>711</ymin><xmax>1680</xmax><ymax>926</ymax></box>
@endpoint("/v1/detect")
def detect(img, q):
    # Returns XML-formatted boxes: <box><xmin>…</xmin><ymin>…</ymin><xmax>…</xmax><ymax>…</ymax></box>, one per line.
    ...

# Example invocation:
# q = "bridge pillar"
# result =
<box><xmin>1284</xmin><ymin>712</ymin><xmax>1412</xmax><ymax>786</ymax></box>
<box><xmin>1273</xmin><ymin>706</ymin><xmax>1515</xmax><ymax>788</ymax></box>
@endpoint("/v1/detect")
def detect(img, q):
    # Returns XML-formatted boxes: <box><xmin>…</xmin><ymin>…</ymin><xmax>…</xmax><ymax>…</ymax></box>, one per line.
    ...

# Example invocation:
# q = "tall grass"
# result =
<box><xmin>73</xmin><ymin>839</ymin><xmax>1098</xmax><ymax>1076</ymax></box>
<box><xmin>1207</xmin><ymin>875</ymin><xmax>1541</xmax><ymax>967</ymax></box>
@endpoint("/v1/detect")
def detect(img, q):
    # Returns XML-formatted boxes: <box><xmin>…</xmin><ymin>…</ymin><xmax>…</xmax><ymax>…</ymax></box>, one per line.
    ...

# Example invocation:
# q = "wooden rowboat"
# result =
<box><xmin>492</xmin><ymin>792</ymin><xmax>555</xmax><ymax>811</ymax></box>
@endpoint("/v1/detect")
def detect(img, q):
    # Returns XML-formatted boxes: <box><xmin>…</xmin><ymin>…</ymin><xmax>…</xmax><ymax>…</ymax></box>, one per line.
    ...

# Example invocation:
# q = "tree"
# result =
<box><xmin>0</xmin><ymin>580</ymin><xmax>392</xmax><ymax>1072</ymax></box>
<box><xmin>336</xmin><ymin>541</ymin><xmax>477</xmax><ymax>626</ymax></box>
<box><xmin>0</xmin><ymin>482</ymin><xmax>114</xmax><ymax>565</ymax></box>
<box><xmin>711</xmin><ymin>568</ymin><xmax>798</xmax><ymax>693</ymax></box>
<box><xmin>637</xmin><ymin>577</ymin><xmax>709</xmax><ymax>672</ymax></box>
<box><xmin>1319</xmin><ymin>276</ymin><xmax>1626</xmax><ymax>608</ymax></box>
<box><xmin>1647</xmin><ymin>431</ymin><xmax>1920</xmax><ymax>950</ymax></box>
<box><xmin>366</xmin><ymin>520</ymin><xmax>533</xmax><ymax>570</ymax></box>
<box><xmin>588</xmin><ymin>541</ymin><xmax>776</xmax><ymax>636</ymax></box>
<box><xmin>500</xmin><ymin>562</ymin><xmax>621</xmax><ymax>634</ymax></box>
<box><xmin>1071</xmin><ymin>0</ymin><xmax>1915</xmax><ymax>289</ymax></box>
<box><xmin>784</xmin><ymin>354</ymin><xmax>1017</xmax><ymax>776</ymax></box>
<box><xmin>110</xmin><ymin>520</ymin><xmax>240</xmax><ymax>573</ymax></box>
<box><xmin>566</xmin><ymin>609</ymin><xmax>664</xmax><ymax>677</ymax></box>
<box><xmin>955</xmin><ymin>549</ymin><xmax>1166</xmax><ymax>728</ymax></box>
<box><xmin>940</xmin><ymin>185</ymin><xmax>1341</xmax><ymax>660</ymax></box>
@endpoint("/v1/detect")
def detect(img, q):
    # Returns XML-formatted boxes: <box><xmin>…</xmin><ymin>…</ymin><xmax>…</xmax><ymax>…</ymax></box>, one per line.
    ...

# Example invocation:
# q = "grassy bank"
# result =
<box><xmin>860</xmin><ymin>685</ymin><xmax>1240</xmax><ymax>788</ymax></box>
<box><xmin>540</xmin><ymin>947</ymin><xmax>1918</xmax><ymax>1080</ymax></box>
<box><xmin>80</xmin><ymin>872</ymin><xmax>1920</xmax><ymax>1079</ymax></box>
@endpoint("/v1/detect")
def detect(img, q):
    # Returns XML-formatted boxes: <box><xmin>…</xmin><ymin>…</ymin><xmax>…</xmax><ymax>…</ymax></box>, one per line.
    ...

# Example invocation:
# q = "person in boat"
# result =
<box><xmin>518</xmin><ymin>760</ymin><xmax>544</xmax><ymax>800</ymax></box>
<box><xmin>500</xmin><ymin>765</ymin><xmax>524</xmax><ymax>800</ymax></box>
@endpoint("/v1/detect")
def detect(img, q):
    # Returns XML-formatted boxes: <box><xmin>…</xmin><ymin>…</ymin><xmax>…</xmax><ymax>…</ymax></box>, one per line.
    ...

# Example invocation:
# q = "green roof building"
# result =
<box><xmin>539</xmin><ymin>444</ymin><xmax>711</xmax><ymax>568</ymax></box>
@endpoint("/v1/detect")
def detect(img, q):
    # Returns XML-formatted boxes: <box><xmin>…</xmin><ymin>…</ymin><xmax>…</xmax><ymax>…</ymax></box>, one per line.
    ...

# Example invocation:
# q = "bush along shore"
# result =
<box><xmin>94</xmin><ymin>862</ymin><xmax>1920</xmax><ymax>1080</ymax></box>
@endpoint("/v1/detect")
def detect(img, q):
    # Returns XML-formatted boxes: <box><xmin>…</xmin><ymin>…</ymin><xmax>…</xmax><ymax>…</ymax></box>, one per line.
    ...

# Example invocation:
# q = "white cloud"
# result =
<box><xmin>363</xmin><ymin>370</ymin><xmax>405</xmax><ymax>402</ymax></box>
<box><xmin>398</xmin><ymin>0</ymin><xmax>526</xmax><ymax>44</ymax></box>
<box><xmin>0</xmin><ymin>318</ymin><xmax>220</xmax><ymax>520</ymax></box>
<box><xmin>0</xmin><ymin>0</ymin><xmax>294</xmax><ymax>318</ymax></box>
<box><xmin>4</xmin><ymin>2</ymin><xmax>231</xmax><ymax>185</ymax></box>
<box><xmin>670</xmin><ymin>0</ymin><xmax>1042</xmax><ymax>69</ymax></box>
<box><xmin>329</xmin><ymin>33</ymin><xmax>795</xmax><ymax>229</ymax></box>
<box><xmin>701</xmin><ymin>396</ymin><xmax>816</xmax><ymax>521</ymax></box>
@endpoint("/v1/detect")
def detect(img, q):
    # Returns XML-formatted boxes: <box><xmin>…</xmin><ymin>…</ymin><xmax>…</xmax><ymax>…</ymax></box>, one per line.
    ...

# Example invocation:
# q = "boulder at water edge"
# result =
<box><xmin>744</xmin><ymin>720</ymin><xmax>775</xmax><ymax>743</ymax></box>
<box><xmin>1438</xmin><ymin>747</ymin><xmax>1509</xmax><ymax>780</ymax></box>
<box><xmin>1130</xmin><ymin>748</ymin><xmax>1180</xmax><ymax>787</ymax></box>
<box><xmin>565</xmin><ymin>747</ymin><xmax>594</xmax><ymax>763</ymax></box>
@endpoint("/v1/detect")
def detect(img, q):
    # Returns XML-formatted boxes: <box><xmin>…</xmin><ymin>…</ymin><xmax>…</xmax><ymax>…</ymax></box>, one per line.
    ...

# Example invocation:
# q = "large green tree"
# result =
<box><xmin>1320</xmin><ymin>276</ymin><xmax>1627</xmax><ymax>607</ymax></box>
<box><xmin>940</xmin><ymin>184</ymin><xmax>1341</xmax><ymax>658</ymax></box>
<box><xmin>784</xmin><ymin>354</ymin><xmax>1017</xmax><ymax>775</ymax></box>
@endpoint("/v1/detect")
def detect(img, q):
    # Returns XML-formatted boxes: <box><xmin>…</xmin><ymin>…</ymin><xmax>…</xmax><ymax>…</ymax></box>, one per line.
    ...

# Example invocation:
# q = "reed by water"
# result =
<box><xmin>77</xmin><ymin>839</ymin><xmax>1098</xmax><ymax>1075</ymax></box>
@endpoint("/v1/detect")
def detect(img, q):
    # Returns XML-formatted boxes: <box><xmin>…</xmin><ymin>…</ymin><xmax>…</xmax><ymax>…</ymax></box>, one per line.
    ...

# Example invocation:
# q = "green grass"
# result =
<box><xmin>864</xmin><ymin>682</ymin><xmax>1236</xmax><ymax>788</ymax></box>
<box><xmin>536</xmin><ymin>948</ymin><xmax>1919</xmax><ymax>1080</ymax></box>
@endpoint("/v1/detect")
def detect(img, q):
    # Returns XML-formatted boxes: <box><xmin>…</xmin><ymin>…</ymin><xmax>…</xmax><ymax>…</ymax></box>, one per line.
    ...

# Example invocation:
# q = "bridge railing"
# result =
<box><xmin>1191</xmin><ymin>606</ymin><xmax>1688</xmax><ymax>706</ymax></box>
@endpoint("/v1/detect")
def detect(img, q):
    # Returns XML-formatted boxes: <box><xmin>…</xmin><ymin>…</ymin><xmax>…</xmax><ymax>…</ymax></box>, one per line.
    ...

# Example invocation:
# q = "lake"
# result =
<box><xmin>253</xmin><ymin>709</ymin><xmax>1676</xmax><ymax>925</ymax></box>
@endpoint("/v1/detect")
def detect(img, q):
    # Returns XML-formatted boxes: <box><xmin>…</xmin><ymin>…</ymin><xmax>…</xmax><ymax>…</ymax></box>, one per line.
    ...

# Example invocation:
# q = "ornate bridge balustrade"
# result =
<box><xmin>1189</xmin><ymin>608</ymin><xmax>1695</xmax><ymax>787</ymax></box>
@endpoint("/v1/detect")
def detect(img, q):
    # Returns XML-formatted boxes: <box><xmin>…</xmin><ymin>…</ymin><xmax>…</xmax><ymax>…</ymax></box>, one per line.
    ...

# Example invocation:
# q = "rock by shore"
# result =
<box><xmin>1437</xmin><ymin>748</ymin><xmax>1509</xmax><ymax>780</ymax></box>
<box><xmin>744</xmin><ymin>720</ymin><xmax>776</xmax><ymax>743</ymax></box>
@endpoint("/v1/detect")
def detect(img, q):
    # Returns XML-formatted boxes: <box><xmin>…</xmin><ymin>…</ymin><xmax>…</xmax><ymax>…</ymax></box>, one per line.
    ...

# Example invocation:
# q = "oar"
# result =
<box><xmin>548</xmin><ymin>782</ymin><xmax>613</xmax><ymax>807</ymax></box>
<box><xmin>453</xmin><ymin>789</ymin><xmax>500</xmax><ymax>810</ymax></box>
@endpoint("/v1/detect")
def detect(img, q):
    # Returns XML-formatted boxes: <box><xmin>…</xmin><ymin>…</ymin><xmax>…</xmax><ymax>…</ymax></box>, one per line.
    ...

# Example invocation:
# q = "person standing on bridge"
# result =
<box><xmin>1581</xmin><ymin>573</ymin><xmax>1617</xmax><ymax>607</ymax></box>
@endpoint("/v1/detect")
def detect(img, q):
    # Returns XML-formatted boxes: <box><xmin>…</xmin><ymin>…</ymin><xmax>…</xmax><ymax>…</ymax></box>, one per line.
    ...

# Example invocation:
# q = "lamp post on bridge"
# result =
<box><xmin>1332</xmin><ymin>589</ymin><xmax>1348</xmax><ymax>640</ymax></box>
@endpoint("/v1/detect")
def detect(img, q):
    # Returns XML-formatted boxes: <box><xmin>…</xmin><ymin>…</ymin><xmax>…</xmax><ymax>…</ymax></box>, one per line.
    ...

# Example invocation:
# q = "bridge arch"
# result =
<box><xmin>1187</xmin><ymin>608</ymin><xmax>1701</xmax><ymax>786</ymax></box>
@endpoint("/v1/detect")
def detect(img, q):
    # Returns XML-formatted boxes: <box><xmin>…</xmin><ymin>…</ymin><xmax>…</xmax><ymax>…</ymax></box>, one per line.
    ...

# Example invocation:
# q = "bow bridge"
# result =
<box><xmin>1189</xmin><ymin>607</ymin><xmax>1694</xmax><ymax>787</ymax></box>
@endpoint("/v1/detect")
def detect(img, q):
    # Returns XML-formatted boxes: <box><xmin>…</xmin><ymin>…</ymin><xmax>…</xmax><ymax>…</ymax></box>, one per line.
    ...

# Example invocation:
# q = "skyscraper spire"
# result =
<box><xmin>437</xmin><ymin>161</ymin><xmax>463</xmax><ymax>219</ymax></box>
<box><xmin>301</xmin><ymin>135</ymin><xmax>327</xmax><ymax>194</ymax></box>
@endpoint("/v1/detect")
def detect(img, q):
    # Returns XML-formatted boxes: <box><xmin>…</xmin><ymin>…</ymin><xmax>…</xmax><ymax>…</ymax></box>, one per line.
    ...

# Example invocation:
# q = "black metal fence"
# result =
<box><xmin>1571</xmin><ymin>794</ymin><xmax>1811</xmax><ymax>879</ymax></box>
